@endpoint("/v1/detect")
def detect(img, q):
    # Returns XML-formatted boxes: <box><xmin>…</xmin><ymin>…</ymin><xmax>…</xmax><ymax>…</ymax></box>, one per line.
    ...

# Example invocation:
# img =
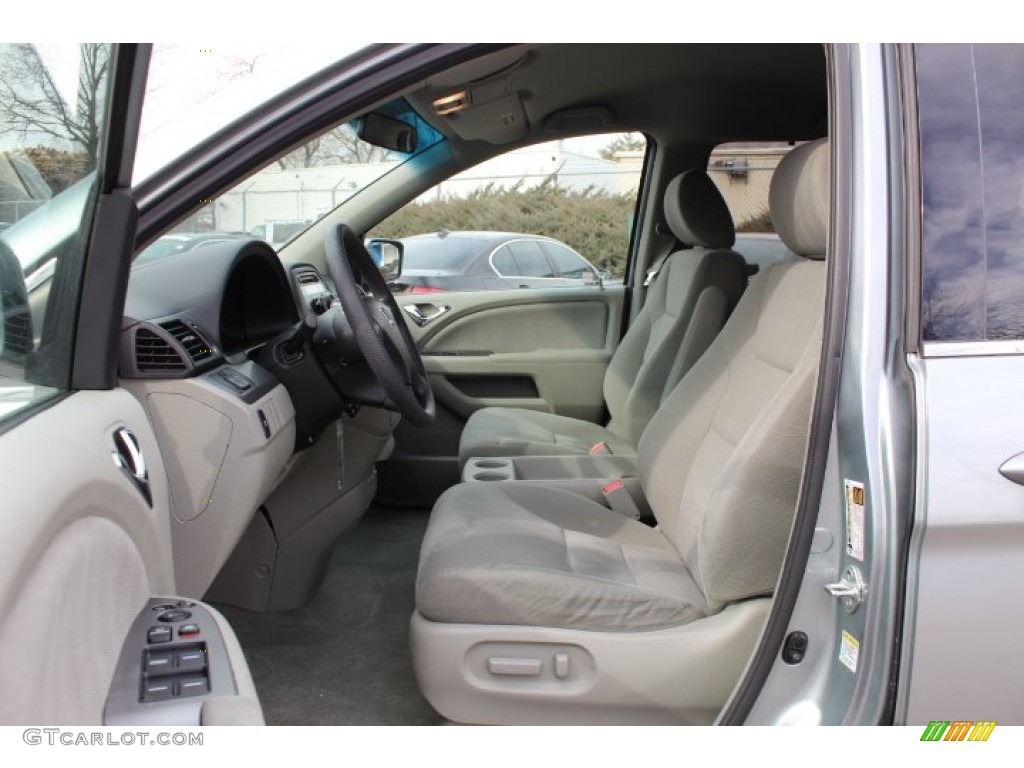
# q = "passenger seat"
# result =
<box><xmin>457</xmin><ymin>169</ymin><xmax>748</xmax><ymax>468</ymax></box>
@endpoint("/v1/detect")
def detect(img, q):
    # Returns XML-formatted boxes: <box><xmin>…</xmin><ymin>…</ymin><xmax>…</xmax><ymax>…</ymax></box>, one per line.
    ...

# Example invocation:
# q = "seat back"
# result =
<box><xmin>603</xmin><ymin>170</ymin><xmax>747</xmax><ymax>446</ymax></box>
<box><xmin>637</xmin><ymin>138</ymin><xmax>829</xmax><ymax>613</ymax></box>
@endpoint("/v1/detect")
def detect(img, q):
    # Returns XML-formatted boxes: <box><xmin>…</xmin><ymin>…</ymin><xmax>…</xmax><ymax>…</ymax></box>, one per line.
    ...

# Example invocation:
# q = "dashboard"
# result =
<box><xmin>118</xmin><ymin>237</ymin><xmax>345</xmax><ymax>598</ymax></box>
<box><xmin>124</xmin><ymin>237</ymin><xmax>298</xmax><ymax>366</ymax></box>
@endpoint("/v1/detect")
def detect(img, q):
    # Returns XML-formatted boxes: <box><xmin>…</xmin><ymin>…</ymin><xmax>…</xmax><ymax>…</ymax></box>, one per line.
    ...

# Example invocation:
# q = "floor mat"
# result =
<box><xmin>216</xmin><ymin>508</ymin><xmax>441</xmax><ymax>725</ymax></box>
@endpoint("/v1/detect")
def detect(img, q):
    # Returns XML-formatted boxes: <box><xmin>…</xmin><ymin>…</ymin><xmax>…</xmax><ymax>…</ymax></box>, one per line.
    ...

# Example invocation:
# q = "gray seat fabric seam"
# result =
<box><xmin>433</xmin><ymin>564</ymin><xmax>698</xmax><ymax>603</ymax></box>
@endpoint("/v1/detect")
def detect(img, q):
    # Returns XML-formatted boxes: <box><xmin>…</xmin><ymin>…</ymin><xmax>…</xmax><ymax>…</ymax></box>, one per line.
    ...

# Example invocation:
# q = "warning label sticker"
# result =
<box><xmin>840</xmin><ymin>630</ymin><xmax>860</xmax><ymax>673</ymax></box>
<box><xmin>844</xmin><ymin>479</ymin><xmax>866</xmax><ymax>561</ymax></box>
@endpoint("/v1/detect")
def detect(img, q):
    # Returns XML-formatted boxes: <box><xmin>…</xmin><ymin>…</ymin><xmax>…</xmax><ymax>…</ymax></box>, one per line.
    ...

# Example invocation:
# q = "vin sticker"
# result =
<box><xmin>840</xmin><ymin>631</ymin><xmax>860</xmax><ymax>673</ymax></box>
<box><xmin>844</xmin><ymin>479</ymin><xmax>866</xmax><ymax>561</ymax></box>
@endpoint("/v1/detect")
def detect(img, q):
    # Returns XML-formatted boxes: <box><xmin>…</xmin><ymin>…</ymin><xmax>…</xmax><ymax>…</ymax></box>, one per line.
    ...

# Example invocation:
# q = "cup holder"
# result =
<box><xmin>463</xmin><ymin>457</ymin><xmax>515</xmax><ymax>483</ymax></box>
<box><xmin>473</xmin><ymin>460</ymin><xmax>507</xmax><ymax>469</ymax></box>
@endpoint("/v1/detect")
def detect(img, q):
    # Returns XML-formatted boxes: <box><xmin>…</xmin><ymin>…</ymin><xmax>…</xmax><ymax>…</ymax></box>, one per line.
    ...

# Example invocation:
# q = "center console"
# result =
<box><xmin>461</xmin><ymin>452</ymin><xmax>649</xmax><ymax>518</ymax></box>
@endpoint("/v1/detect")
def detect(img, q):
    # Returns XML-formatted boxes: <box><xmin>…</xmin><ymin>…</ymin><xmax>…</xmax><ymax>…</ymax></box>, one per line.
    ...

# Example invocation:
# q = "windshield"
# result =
<box><xmin>136</xmin><ymin>98</ymin><xmax>443</xmax><ymax>260</ymax></box>
<box><xmin>135</xmin><ymin>45</ymin><xmax>360</xmax><ymax>183</ymax></box>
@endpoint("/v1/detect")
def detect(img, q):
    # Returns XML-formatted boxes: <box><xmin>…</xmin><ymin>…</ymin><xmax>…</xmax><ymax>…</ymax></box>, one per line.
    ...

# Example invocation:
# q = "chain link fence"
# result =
<box><xmin>0</xmin><ymin>151</ymin><xmax>784</xmax><ymax>241</ymax></box>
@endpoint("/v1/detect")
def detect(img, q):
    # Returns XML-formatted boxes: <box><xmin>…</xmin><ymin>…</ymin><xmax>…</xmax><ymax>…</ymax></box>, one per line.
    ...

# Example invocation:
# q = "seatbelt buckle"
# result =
<box><xmin>589</xmin><ymin>441</ymin><xmax>612</xmax><ymax>455</ymax></box>
<box><xmin>602</xmin><ymin>479</ymin><xmax>641</xmax><ymax>519</ymax></box>
<box><xmin>643</xmin><ymin>268</ymin><xmax>659</xmax><ymax>287</ymax></box>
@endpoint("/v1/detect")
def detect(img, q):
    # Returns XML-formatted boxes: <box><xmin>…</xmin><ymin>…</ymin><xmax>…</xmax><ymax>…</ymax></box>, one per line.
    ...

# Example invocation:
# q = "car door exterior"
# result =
<box><xmin>897</xmin><ymin>43</ymin><xmax>1024</xmax><ymax>726</ymax></box>
<box><xmin>0</xmin><ymin>44</ymin><xmax>171</xmax><ymax>724</ymax></box>
<box><xmin>736</xmin><ymin>43</ymin><xmax>1024</xmax><ymax>727</ymax></box>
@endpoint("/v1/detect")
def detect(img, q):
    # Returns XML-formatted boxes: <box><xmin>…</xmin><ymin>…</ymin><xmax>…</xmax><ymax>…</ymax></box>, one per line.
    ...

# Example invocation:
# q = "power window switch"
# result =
<box><xmin>144</xmin><ymin>650</ymin><xmax>175</xmax><ymax>676</ymax></box>
<box><xmin>178</xmin><ymin>623</ymin><xmax>201</xmax><ymax>638</ymax></box>
<box><xmin>178</xmin><ymin>676</ymin><xmax>209</xmax><ymax>698</ymax></box>
<box><xmin>146</xmin><ymin>625</ymin><xmax>172</xmax><ymax>644</ymax></box>
<box><xmin>141</xmin><ymin>679</ymin><xmax>175</xmax><ymax>703</ymax></box>
<box><xmin>176</xmin><ymin>648</ymin><xmax>208</xmax><ymax>673</ymax></box>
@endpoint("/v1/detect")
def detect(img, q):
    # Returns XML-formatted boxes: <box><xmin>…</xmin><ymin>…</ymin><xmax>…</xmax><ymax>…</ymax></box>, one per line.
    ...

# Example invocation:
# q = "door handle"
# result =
<box><xmin>112</xmin><ymin>427</ymin><xmax>152</xmax><ymax>507</ymax></box>
<box><xmin>404</xmin><ymin>303</ymin><xmax>451</xmax><ymax>327</ymax></box>
<box><xmin>999</xmin><ymin>451</ymin><xmax>1024</xmax><ymax>485</ymax></box>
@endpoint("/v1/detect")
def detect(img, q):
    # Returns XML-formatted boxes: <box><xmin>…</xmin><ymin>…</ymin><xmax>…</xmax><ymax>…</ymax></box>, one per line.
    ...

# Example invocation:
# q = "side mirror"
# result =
<box><xmin>366</xmin><ymin>238</ymin><xmax>404</xmax><ymax>282</ymax></box>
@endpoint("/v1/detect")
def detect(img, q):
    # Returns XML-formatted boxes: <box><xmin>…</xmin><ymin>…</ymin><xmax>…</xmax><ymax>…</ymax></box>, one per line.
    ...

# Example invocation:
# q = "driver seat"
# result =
<box><xmin>411</xmin><ymin>138</ymin><xmax>830</xmax><ymax>724</ymax></box>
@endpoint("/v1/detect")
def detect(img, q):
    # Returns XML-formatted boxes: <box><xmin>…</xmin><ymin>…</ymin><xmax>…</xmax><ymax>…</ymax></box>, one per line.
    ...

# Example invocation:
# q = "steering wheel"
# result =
<box><xmin>324</xmin><ymin>224</ymin><xmax>436</xmax><ymax>427</ymax></box>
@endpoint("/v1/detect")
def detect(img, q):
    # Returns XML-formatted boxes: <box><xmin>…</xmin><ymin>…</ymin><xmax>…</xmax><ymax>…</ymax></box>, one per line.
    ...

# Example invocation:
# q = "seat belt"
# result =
<box><xmin>642</xmin><ymin>224</ymin><xmax>680</xmax><ymax>287</ymax></box>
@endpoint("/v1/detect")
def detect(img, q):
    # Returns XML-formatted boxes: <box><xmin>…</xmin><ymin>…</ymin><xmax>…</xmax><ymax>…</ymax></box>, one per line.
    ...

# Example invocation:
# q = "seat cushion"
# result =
<box><xmin>457</xmin><ymin>407</ymin><xmax>634</xmax><ymax>469</ymax></box>
<box><xmin>416</xmin><ymin>482</ymin><xmax>708</xmax><ymax>631</ymax></box>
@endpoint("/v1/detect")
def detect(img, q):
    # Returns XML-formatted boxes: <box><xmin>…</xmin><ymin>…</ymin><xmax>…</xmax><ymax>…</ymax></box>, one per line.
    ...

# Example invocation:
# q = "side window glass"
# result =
<box><xmin>505</xmin><ymin>240</ymin><xmax>552</xmax><ymax>278</ymax></box>
<box><xmin>0</xmin><ymin>44</ymin><xmax>111</xmax><ymax>426</ymax></box>
<box><xmin>544</xmin><ymin>241</ymin><xmax>594</xmax><ymax>279</ymax></box>
<box><xmin>490</xmin><ymin>245</ymin><xmax>518</xmax><ymax>276</ymax></box>
<box><xmin>917</xmin><ymin>43</ymin><xmax>1024</xmax><ymax>342</ymax></box>
<box><xmin>711</xmin><ymin>142</ymin><xmax>795</xmax><ymax>270</ymax></box>
<box><xmin>371</xmin><ymin>133</ymin><xmax>645</xmax><ymax>293</ymax></box>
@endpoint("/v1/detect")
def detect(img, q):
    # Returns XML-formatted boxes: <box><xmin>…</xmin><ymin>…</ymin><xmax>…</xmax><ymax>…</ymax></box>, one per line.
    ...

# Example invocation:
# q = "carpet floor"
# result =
<box><xmin>216</xmin><ymin>508</ymin><xmax>442</xmax><ymax>725</ymax></box>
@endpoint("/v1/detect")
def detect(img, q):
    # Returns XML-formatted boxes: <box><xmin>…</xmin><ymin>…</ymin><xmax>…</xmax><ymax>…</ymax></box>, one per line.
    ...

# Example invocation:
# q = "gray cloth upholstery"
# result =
<box><xmin>664</xmin><ymin>170</ymin><xmax>736</xmax><ymax>248</ymax></box>
<box><xmin>769</xmin><ymin>138</ymin><xmax>829</xmax><ymax>259</ymax></box>
<box><xmin>417</xmin><ymin>482</ymin><xmax>708</xmax><ymax>631</ymax></box>
<box><xmin>458</xmin><ymin>169</ymin><xmax>747</xmax><ymax>468</ymax></box>
<box><xmin>637</xmin><ymin>258</ymin><xmax>825</xmax><ymax>612</ymax></box>
<box><xmin>459</xmin><ymin>407</ymin><xmax>635</xmax><ymax>461</ymax></box>
<box><xmin>418</xmin><ymin>139</ymin><xmax>830</xmax><ymax>632</ymax></box>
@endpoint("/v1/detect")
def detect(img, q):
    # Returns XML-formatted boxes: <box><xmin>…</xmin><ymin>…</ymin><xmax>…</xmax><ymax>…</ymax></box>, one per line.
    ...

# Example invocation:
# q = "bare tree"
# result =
<box><xmin>0</xmin><ymin>44</ymin><xmax>109</xmax><ymax>170</ymax></box>
<box><xmin>276</xmin><ymin>125</ymin><xmax>395</xmax><ymax>169</ymax></box>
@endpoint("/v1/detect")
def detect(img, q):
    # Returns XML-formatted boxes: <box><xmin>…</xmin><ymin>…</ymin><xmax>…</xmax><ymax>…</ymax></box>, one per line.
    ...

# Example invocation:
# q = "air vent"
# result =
<box><xmin>3</xmin><ymin>310</ymin><xmax>31</xmax><ymax>355</ymax></box>
<box><xmin>295</xmin><ymin>269</ymin><xmax>320</xmax><ymax>285</ymax></box>
<box><xmin>134</xmin><ymin>328</ymin><xmax>187</xmax><ymax>373</ymax></box>
<box><xmin>160</xmin><ymin>320</ymin><xmax>214</xmax><ymax>363</ymax></box>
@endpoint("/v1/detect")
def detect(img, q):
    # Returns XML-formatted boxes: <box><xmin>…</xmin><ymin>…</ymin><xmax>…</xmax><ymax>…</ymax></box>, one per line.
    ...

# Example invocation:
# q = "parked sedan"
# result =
<box><xmin>389</xmin><ymin>230</ymin><xmax>603</xmax><ymax>294</ymax></box>
<box><xmin>134</xmin><ymin>231</ymin><xmax>249</xmax><ymax>265</ymax></box>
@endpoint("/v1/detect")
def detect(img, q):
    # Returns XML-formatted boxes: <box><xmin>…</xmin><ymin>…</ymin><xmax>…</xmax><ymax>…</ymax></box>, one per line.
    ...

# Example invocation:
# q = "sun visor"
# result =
<box><xmin>435</xmin><ymin>77</ymin><xmax>528</xmax><ymax>145</ymax></box>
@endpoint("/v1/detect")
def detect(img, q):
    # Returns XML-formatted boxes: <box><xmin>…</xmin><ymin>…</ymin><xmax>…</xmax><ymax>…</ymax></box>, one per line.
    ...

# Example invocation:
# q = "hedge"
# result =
<box><xmin>369</xmin><ymin>179</ymin><xmax>636</xmax><ymax>278</ymax></box>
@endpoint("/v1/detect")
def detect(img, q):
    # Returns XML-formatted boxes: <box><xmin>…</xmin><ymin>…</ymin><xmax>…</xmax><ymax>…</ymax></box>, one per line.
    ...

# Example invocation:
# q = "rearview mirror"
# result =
<box><xmin>356</xmin><ymin>113</ymin><xmax>417</xmax><ymax>154</ymax></box>
<box><xmin>367</xmin><ymin>238</ymin><xmax>404</xmax><ymax>282</ymax></box>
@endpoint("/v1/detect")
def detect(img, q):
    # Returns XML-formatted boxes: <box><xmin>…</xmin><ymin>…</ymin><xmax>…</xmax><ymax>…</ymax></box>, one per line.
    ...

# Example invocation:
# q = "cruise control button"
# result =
<box><xmin>157</xmin><ymin>609</ymin><xmax>192</xmax><ymax>623</ymax></box>
<box><xmin>147</xmin><ymin>625</ymin><xmax>172</xmax><ymax>644</ymax></box>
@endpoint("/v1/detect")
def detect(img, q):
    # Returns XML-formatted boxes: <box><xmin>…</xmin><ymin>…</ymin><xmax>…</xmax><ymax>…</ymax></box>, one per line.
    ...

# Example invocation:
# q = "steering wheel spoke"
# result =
<box><xmin>323</xmin><ymin>224</ymin><xmax>436</xmax><ymax>426</ymax></box>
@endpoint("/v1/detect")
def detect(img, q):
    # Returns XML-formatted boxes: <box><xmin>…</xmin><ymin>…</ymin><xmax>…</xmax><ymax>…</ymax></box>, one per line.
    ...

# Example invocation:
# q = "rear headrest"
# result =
<box><xmin>769</xmin><ymin>138</ymin><xmax>830</xmax><ymax>259</ymax></box>
<box><xmin>663</xmin><ymin>170</ymin><xmax>735</xmax><ymax>249</ymax></box>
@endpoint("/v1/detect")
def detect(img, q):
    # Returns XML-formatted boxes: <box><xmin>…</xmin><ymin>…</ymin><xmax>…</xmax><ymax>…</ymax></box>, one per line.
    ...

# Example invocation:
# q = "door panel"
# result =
<box><xmin>0</xmin><ymin>390</ymin><xmax>174</xmax><ymax>723</ymax></box>
<box><xmin>402</xmin><ymin>285</ymin><xmax>623</xmax><ymax>419</ymax></box>
<box><xmin>0</xmin><ymin>44</ymin><xmax>263</xmax><ymax>725</ymax></box>
<box><xmin>380</xmin><ymin>285</ymin><xmax>624</xmax><ymax>506</ymax></box>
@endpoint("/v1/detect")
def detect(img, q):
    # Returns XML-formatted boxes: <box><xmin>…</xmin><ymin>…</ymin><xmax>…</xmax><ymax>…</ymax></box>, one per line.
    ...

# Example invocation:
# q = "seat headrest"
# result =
<box><xmin>769</xmin><ymin>138</ymin><xmax>830</xmax><ymax>259</ymax></box>
<box><xmin>663</xmin><ymin>170</ymin><xmax>736</xmax><ymax>249</ymax></box>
